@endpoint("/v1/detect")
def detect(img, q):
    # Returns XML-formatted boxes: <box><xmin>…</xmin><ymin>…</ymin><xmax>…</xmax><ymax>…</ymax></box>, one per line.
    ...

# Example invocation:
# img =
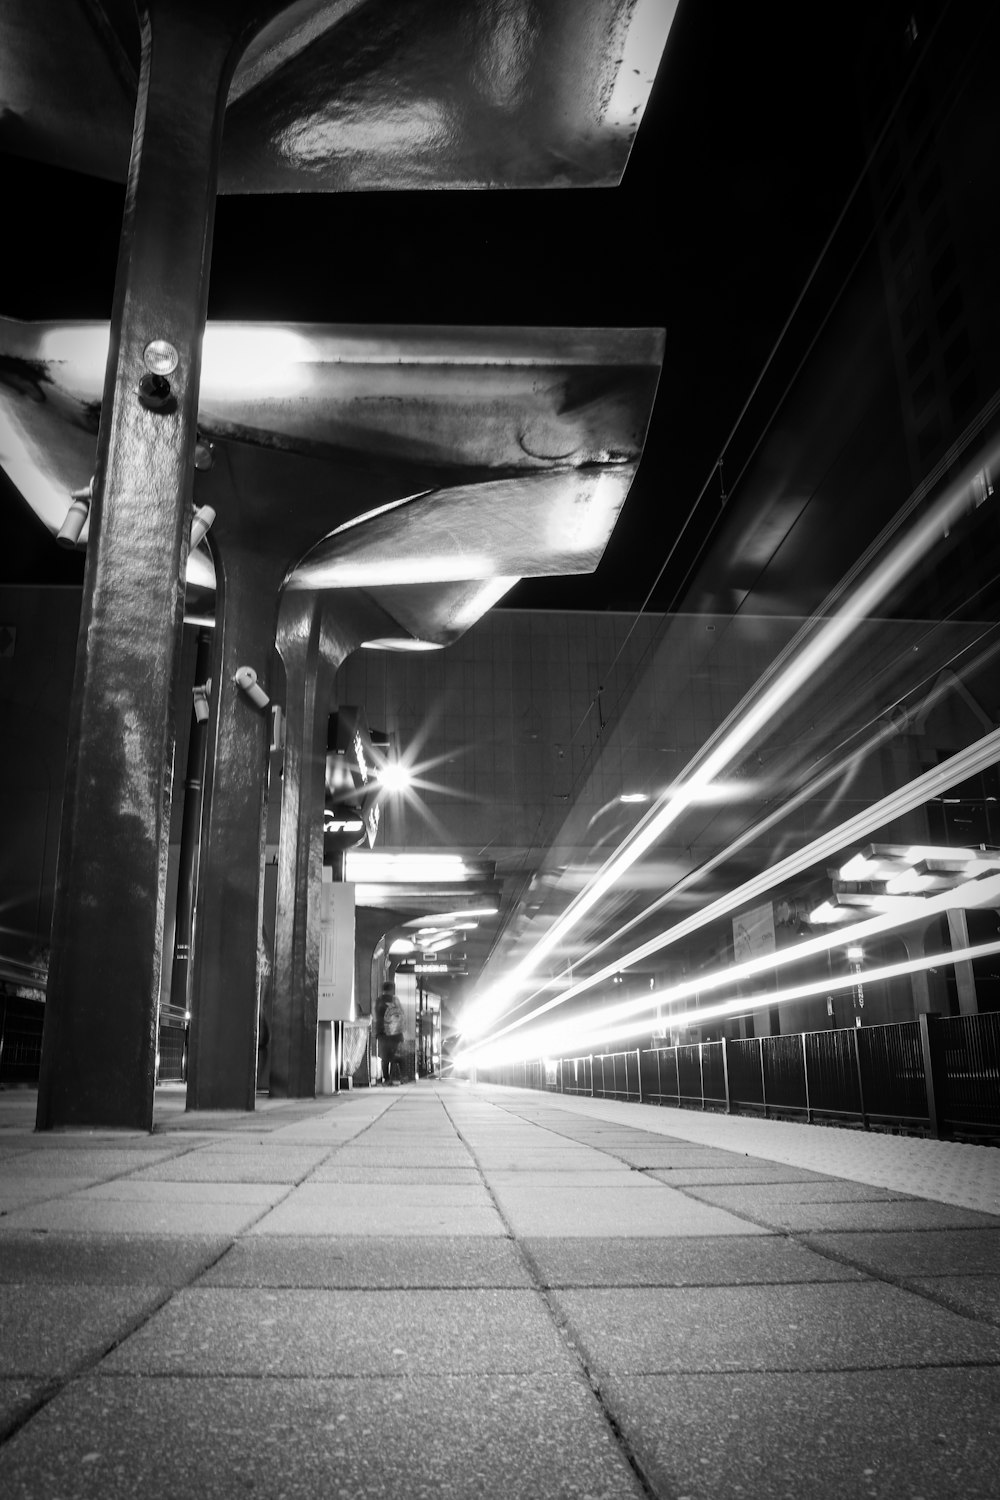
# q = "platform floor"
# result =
<box><xmin>1</xmin><ymin>1079</ymin><xmax>999</xmax><ymax>1498</ymax></box>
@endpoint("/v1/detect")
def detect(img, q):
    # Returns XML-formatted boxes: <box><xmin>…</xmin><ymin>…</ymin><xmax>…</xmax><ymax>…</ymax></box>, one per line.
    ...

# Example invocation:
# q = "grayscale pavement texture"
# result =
<box><xmin>1</xmin><ymin>1079</ymin><xmax>998</xmax><ymax>1499</ymax></box>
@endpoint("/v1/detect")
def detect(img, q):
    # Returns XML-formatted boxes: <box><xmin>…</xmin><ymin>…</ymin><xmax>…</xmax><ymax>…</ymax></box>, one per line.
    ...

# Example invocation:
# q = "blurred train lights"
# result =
<box><xmin>461</xmin><ymin>432</ymin><xmax>1000</xmax><ymax>1046</ymax></box>
<box><xmin>462</xmin><ymin>726</ymin><xmax>1000</xmax><ymax>1047</ymax></box>
<box><xmin>456</xmin><ymin>870</ymin><xmax>1000</xmax><ymax>1068</ymax></box>
<box><xmin>455</xmin><ymin>936</ymin><xmax>1000</xmax><ymax>1072</ymax></box>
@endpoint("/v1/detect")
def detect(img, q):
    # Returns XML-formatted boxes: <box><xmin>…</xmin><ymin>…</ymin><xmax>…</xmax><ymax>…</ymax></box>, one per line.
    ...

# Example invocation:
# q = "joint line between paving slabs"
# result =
<box><xmin>0</xmin><ymin>1179</ymin><xmax>314</xmax><ymax>1452</ymax></box>
<box><xmin>772</xmin><ymin>1224</ymin><xmax>1000</xmax><ymax>1329</ymax></box>
<box><xmin>633</xmin><ymin>1171</ymin><xmax>1000</xmax><ymax>1334</ymax></box>
<box><xmin>440</xmin><ymin>1097</ymin><xmax>661</xmax><ymax>1500</ymax></box>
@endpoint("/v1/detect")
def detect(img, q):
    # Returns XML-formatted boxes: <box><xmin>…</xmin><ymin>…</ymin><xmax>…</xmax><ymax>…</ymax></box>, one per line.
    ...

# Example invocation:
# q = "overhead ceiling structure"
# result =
<box><xmin>0</xmin><ymin>315</ymin><xmax>663</xmax><ymax>636</ymax></box>
<box><xmin>0</xmin><ymin>0</ymin><xmax>676</xmax><ymax>191</ymax></box>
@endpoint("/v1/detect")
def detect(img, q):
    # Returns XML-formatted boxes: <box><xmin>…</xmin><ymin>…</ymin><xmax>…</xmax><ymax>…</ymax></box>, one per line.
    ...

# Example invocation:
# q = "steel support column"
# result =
<box><xmin>185</xmin><ymin>544</ymin><xmax>281</xmax><ymax>1110</ymax></box>
<box><xmin>269</xmin><ymin>604</ymin><xmax>339</xmax><ymax>1096</ymax></box>
<box><xmin>36</xmin><ymin>1</ymin><xmax>261</xmax><ymax>1130</ymax></box>
<box><xmin>269</xmin><ymin>594</ymin><xmax>394</xmax><ymax>1096</ymax></box>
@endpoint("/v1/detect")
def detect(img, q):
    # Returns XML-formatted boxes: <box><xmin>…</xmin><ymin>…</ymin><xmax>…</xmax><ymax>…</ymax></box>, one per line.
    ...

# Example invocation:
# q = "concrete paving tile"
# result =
<box><xmin>522</xmin><ymin>1235</ymin><xmax>865</xmax><ymax>1288</ymax></box>
<box><xmin>598</xmin><ymin>1104</ymin><xmax>1000</xmax><ymax>1215</ymax></box>
<box><xmin>305</xmin><ymin>1164</ymin><xmax>482</xmax><ymax>1183</ymax></box>
<box><xmin>471</xmin><ymin>1152</ymin><xmax>614</xmax><ymax>1170</ymax></box>
<box><xmin>551</xmin><ymin>1134</ymin><xmax>692</xmax><ymax>1149</ymax></box>
<box><xmin>199</xmin><ymin>1235</ymin><xmax>532</xmax><ymax>1289</ymax></box>
<box><xmin>0</xmin><ymin>1378</ymin><xmax>48</xmax><ymax>1436</ymax></box>
<box><xmin>804</xmin><ymin>1227</ymin><xmax>1000</xmax><ymax>1278</ymax></box>
<box><xmin>906</xmin><ymin>1275</ymin><xmax>1000</xmax><ymax>1326</ymax></box>
<box><xmin>645</xmin><ymin>1164</ymin><xmax>837</xmax><ymax>1185</ymax></box>
<box><xmin>133</xmin><ymin>1149</ymin><xmax>331</xmax><ymax>1182</ymax></box>
<box><xmin>259</xmin><ymin>1134</ymin><xmax>378</xmax><ymax>1149</ymax></box>
<box><xmin>0</xmin><ymin>1149</ymin><xmax>179</xmax><ymax>1177</ymax></box>
<box><xmin>684</xmin><ymin>1180</ymin><xmax>913</xmax><ymax>1208</ymax></box>
<box><xmin>0</xmin><ymin>1286</ymin><xmax>165</xmax><ymax>1376</ymax></box>
<box><xmin>491</xmin><ymin>1181</ymin><xmax>770</xmax><ymax>1238</ymax></box>
<box><xmin>0</xmin><ymin>1232</ymin><xmax>229</xmax><ymax>1286</ymax></box>
<box><xmin>330</xmin><ymin>1149</ymin><xmax>475</xmax><ymax>1168</ymax></box>
<box><xmin>485</xmin><ymin>1169</ymin><xmax>644</xmax><ymax>1187</ymax></box>
<box><xmin>0</xmin><ymin>1372</ymin><xmax>644</xmax><ymax>1500</ymax></box>
<box><xmin>605</xmin><ymin>1147</ymin><xmax>754</xmax><ymax>1168</ymax></box>
<box><xmin>0</xmin><ymin>1200</ymin><xmax>267</xmax><ymax>1236</ymax></box>
<box><xmin>550</xmin><ymin>1282</ymin><xmax>1000</xmax><ymax>1374</ymax></box>
<box><xmin>103</xmin><ymin>1287</ymin><xmax>575</xmax><ymax>1376</ymax></box>
<box><xmin>249</xmin><ymin>1195</ymin><xmax>506</xmax><ymax>1237</ymax></box>
<box><xmin>687</xmin><ymin>1197</ymin><xmax>1000</xmax><ymax>1233</ymax></box>
<box><xmin>1</xmin><ymin>1177</ymin><xmax>98</xmax><ymax>1208</ymax></box>
<box><xmin>0</xmin><ymin>1134</ymin><xmax>188</xmax><ymax>1152</ymax></box>
<box><xmin>71</xmin><ymin>1181</ymin><xmax>285</xmax><ymax>1205</ymax></box>
<box><xmin>599</xmin><ymin>1367</ymin><xmax>1000</xmax><ymax>1500</ymax></box>
<box><xmin>279</xmin><ymin>1182</ymin><xmax>491</xmax><ymax>1208</ymax></box>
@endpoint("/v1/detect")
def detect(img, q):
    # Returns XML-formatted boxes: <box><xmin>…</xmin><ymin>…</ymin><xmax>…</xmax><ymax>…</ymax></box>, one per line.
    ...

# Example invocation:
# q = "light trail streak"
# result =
<box><xmin>460</xmin><ymin>432</ymin><xmax>1000</xmax><ymax>1043</ymax></box>
<box><xmin>465</xmin><ymin>728</ymin><xmax>1000</xmax><ymax>1046</ymax></box>
<box><xmin>456</xmin><ymin>871</ymin><xmax>1000</xmax><ymax>1067</ymax></box>
<box><xmin>458</xmin><ymin>938</ymin><xmax>1000</xmax><ymax>1070</ymax></box>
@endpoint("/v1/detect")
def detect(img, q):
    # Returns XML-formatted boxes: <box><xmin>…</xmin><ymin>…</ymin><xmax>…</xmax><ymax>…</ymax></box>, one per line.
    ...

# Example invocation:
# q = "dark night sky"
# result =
<box><xmin>1</xmin><ymin>0</ymin><xmax>876</xmax><ymax>610</ymax></box>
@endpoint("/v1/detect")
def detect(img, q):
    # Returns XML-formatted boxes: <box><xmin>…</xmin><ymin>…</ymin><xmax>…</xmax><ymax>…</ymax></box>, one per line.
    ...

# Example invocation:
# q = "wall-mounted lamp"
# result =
<box><xmin>190</xmin><ymin>505</ymin><xmax>216</xmax><ymax>550</ymax></box>
<box><xmin>56</xmin><ymin>479</ymin><xmax>94</xmax><ymax>548</ymax></box>
<box><xmin>192</xmin><ymin>679</ymin><xmax>211</xmax><ymax>724</ymax></box>
<box><xmin>234</xmin><ymin>665</ymin><xmax>269</xmax><ymax>709</ymax></box>
<box><xmin>138</xmin><ymin>339</ymin><xmax>179</xmax><ymax>413</ymax></box>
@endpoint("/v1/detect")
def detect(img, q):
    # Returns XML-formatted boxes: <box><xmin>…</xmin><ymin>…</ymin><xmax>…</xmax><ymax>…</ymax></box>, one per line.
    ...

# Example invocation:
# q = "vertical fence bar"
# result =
<box><xmin>918</xmin><ymin>1013</ymin><xmax>941</xmax><ymax>1138</ymax></box>
<box><xmin>721</xmin><ymin>1036</ymin><xmax>731</xmax><ymax>1114</ymax></box>
<box><xmin>636</xmin><ymin>1049</ymin><xmax>643</xmax><ymax>1103</ymax></box>
<box><xmin>802</xmin><ymin>1032</ymin><xmax>811</xmax><ymax>1123</ymax></box>
<box><xmin>759</xmin><ymin>1037</ymin><xmax>767</xmax><ymax>1118</ymax></box>
<box><xmin>851</xmin><ymin>1026</ymin><xmax>868</xmax><ymax>1130</ymax></box>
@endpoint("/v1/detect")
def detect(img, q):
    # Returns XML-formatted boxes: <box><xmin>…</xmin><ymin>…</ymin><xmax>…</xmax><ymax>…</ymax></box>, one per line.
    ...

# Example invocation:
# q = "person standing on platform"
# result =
<box><xmin>377</xmin><ymin>983</ymin><xmax>405</xmax><ymax>1085</ymax></box>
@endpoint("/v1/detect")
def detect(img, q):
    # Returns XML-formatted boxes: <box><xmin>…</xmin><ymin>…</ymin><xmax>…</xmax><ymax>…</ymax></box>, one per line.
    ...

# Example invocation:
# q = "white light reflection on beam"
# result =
<box><xmin>457</xmin><ymin>938</ymin><xmax>1000</xmax><ymax>1070</ymax></box>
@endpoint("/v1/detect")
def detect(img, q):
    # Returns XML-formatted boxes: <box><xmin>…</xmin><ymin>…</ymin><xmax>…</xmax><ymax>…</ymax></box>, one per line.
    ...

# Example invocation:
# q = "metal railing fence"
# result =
<box><xmin>477</xmin><ymin>1012</ymin><xmax>1000</xmax><ymax>1139</ymax></box>
<box><xmin>0</xmin><ymin>993</ymin><xmax>45</xmax><ymax>1085</ymax></box>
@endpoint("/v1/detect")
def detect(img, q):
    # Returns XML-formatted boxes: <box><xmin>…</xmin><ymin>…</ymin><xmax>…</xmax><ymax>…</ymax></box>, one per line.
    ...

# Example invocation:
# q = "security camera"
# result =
<box><xmin>190</xmin><ymin>504</ymin><xmax>216</xmax><ymax>550</ymax></box>
<box><xmin>234</xmin><ymin>665</ymin><xmax>270</xmax><ymax>709</ymax></box>
<box><xmin>56</xmin><ymin>480</ymin><xmax>94</xmax><ymax>549</ymax></box>
<box><xmin>192</xmin><ymin>680</ymin><xmax>211</xmax><ymax>724</ymax></box>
